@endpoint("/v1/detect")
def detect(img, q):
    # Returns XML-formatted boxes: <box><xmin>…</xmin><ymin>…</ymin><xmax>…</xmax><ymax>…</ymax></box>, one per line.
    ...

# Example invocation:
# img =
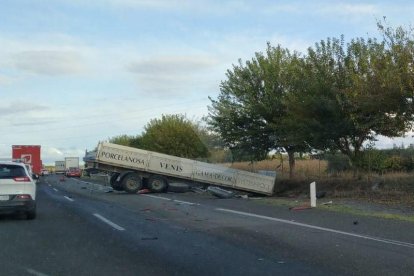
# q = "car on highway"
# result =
<box><xmin>66</xmin><ymin>167</ymin><xmax>81</xmax><ymax>177</ymax></box>
<box><xmin>41</xmin><ymin>169</ymin><xmax>49</xmax><ymax>176</ymax></box>
<box><xmin>0</xmin><ymin>161</ymin><xmax>37</xmax><ymax>219</ymax></box>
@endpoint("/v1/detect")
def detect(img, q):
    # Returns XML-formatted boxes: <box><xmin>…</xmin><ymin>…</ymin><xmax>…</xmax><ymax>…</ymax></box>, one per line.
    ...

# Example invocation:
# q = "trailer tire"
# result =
<box><xmin>207</xmin><ymin>186</ymin><xmax>235</xmax><ymax>199</ymax></box>
<box><xmin>110</xmin><ymin>173</ymin><xmax>123</xmax><ymax>191</ymax></box>
<box><xmin>147</xmin><ymin>176</ymin><xmax>168</xmax><ymax>193</ymax></box>
<box><xmin>167</xmin><ymin>182</ymin><xmax>190</xmax><ymax>193</ymax></box>
<box><xmin>122</xmin><ymin>173</ymin><xmax>143</xmax><ymax>194</ymax></box>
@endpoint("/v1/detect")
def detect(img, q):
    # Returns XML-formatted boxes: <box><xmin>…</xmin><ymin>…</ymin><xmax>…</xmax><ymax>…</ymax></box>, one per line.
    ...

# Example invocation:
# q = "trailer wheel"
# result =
<box><xmin>110</xmin><ymin>173</ymin><xmax>123</xmax><ymax>191</ymax></box>
<box><xmin>122</xmin><ymin>173</ymin><xmax>143</xmax><ymax>194</ymax></box>
<box><xmin>147</xmin><ymin>176</ymin><xmax>168</xmax><ymax>193</ymax></box>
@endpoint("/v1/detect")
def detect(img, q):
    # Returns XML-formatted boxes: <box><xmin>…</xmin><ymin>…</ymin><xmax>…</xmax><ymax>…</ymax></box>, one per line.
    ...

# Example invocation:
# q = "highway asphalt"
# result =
<box><xmin>0</xmin><ymin>175</ymin><xmax>413</xmax><ymax>276</ymax></box>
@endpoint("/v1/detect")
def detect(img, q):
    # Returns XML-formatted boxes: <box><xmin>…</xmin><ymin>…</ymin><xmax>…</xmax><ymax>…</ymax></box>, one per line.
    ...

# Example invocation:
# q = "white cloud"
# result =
<box><xmin>319</xmin><ymin>3</ymin><xmax>378</xmax><ymax>16</ymax></box>
<box><xmin>127</xmin><ymin>55</ymin><xmax>220</xmax><ymax>94</ymax></box>
<box><xmin>0</xmin><ymin>75</ymin><xmax>14</xmax><ymax>86</ymax></box>
<box><xmin>0</xmin><ymin>101</ymin><xmax>48</xmax><ymax>116</ymax></box>
<box><xmin>12</xmin><ymin>50</ymin><xmax>86</xmax><ymax>76</ymax></box>
<box><xmin>127</xmin><ymin>55</ymin><xmax>219</xmax><ymax>74</ymax></box>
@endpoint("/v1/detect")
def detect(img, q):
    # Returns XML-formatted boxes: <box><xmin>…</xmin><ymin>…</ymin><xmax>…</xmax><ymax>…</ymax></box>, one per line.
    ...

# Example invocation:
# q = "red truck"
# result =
<box><xmin>12</xmin><ymin>145</ymin><xmax>42</xmax><ymax>176</ymax></box>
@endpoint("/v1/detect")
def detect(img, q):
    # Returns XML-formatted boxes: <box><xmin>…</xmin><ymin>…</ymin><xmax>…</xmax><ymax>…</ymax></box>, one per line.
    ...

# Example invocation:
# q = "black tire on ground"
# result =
<box><xmin>207</xmin><ymin>186</ymin><xmax>235</xmax><ymax>199</ymax></box>
<box><xmin>110</xmin><ymin>173</ymin><xmax>123</xmax><ymax>191</ymax></box>
<box><xmin>121</xmin><ymin>173</ymin><xmax>143</xmax><ymax>194</ymax></box>
<box><xmin>26</xmin><ymin>207</ymin><xmax>36</xmax><ymax>220</ymax></box>
<box><xmin>147</xmin><ymin>176</ymin><xmax>168</xmax><ymax>193</ymax></box>
<box><xmin>167</xmin><ymin>182</ymin><xmax>190</xmax><ymax>193</ymax></box>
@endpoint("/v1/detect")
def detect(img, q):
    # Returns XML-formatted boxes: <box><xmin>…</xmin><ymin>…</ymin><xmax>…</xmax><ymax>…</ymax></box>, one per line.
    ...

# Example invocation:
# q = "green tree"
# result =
<box><xmin>140</xmin><ymin>114</ymin><xmax>209</xmax><ymax>158</ymax></box>
<box><xmin>288</xmin><ymin>23</ymin><xmax>414</xmax><ymax>171</ymax></box>
<box><xmin>108</xmin><ymin>134</ymin><xmax>142</xmax><ymax>148</ymax></box>
<box><xmin>208</xmin><ymin>44</ymin><xmax>308</xmax><ymax>178</ymax></box>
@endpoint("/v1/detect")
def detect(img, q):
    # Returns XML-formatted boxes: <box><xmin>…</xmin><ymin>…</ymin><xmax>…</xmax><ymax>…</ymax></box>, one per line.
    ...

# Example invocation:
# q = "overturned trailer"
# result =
<box><xmin>84</xmin><ymin>142</ymin><xmax>276</xmax><ymax>195</ymax></box>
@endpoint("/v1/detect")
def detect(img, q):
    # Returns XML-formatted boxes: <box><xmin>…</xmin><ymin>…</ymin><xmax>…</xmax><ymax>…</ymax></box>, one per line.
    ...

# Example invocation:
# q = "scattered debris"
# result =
<box><xmin>168</xmin><ymin>182</ymin><xmax>191</xmax><ymax>193</ymax></box>
<box><xmin>207</xmin><ymin>186</ymin><xmax>235</xmax><ymax>199</ymax></box>
<box><xmin>191</xmin><ymin>187</ymin><xmax>207</xmax><ymax>194</ymax></box>
<box><xmin>289</xmin><ymin>204</ymin><xmax>312</xmax><ymax>211</ymax></box>
<box><xmin>145</xmin><ymin>218</ymin><xmax>157</xmax><ymax>221</ymax></box>
<box><xmin>316</xmin><ymin>191</ymin><xmax>326</xmax><ymax>199</ymax></box>
<box><xmin>141</xmin><ymin>237</ymin><xmax>158</xmax><ymax>241</ymax></box>
<box><xmin>140</xmin><ymin>208</ymin><xmax>152</xmax><ymax>212</ymax></box>
<box><xmin>235</xmin><ymin>194</ymin><xmax>249</xmax><ymax>199</ymax></box>
<box><xmin>258</xmin><ymin>258</ymin><xmax>264</xmax><ymax>261</ymax></box>
<box><xmin>277</xmin><ymin>261</ymin><xmax>285</xmax><ymax>264</ymax></box>
<box><xmin>353</xmin><ymin>220</ymin><xmax>359</xmax><ymax>225</ymax></box>
<box><xmin>138</xmin><ymin>188</ymin><xmax>151</xmax><ymax>194</ymax></box>
<box><xmin>321</xmin><ymin>201</ymin><xmax>333</xmax><ymax>205</ymax></box>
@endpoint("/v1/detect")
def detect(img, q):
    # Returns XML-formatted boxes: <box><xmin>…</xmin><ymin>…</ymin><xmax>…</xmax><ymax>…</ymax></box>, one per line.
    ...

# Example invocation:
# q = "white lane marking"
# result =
<box><xmin>64</xmin><ymin>196</ymin><xmax>74</xmax><ymax>202</ymax></box>
<box><xmin>26</xmin><ymin>268</ymin><xmax>50</xmax><ymax>276</ymax></box>
<box><xmin>73</xmin><ymin>179</ymin><xmax>90</xmax><ymax>185</ymax></box>
<box><xmin>93</xmin><ymin>213</ymin><xmax>125</xmax><ymax>231</ymax></box>
<box><xmin>173</xmin><ymin>199</ymin><xmax>199</xmax><ymax>206</ymax></box>
<box><xmin>143</xmin><ymin>194</ymin><xmax>171</xmax><ymax>201</ymax></box>
<box><xmin>216</xmin><ymin>208</ymin><xmax>414</xmax><ymax>249</ymax></box>
<box><xmin>53</xmin><ymin>188</ymin><xmax>58</xmax><ymax>192</ymax></box>
<box><xmin>143</xmin><ymin>195</ymin><xmax>199</xmax><ymax>206</ymax></box>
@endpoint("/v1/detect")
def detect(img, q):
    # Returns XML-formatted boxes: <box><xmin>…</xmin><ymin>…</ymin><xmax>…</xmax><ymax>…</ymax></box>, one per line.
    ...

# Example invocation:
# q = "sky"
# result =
<box><xmin>1</xmin><ymin>0</ymin><xmax>413</xmax><ymax>165</ymax></box>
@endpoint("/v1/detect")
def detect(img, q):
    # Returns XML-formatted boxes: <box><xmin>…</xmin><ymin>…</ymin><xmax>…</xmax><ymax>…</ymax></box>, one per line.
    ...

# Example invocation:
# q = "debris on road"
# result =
<box><xmin>353</xmin><ymin>220</ymin><xmax>359</xmax><ymax>225</ymax></box>
<box><xmin>289</xmin><ymin>204</ymin><xmax>312</xmax><ymax>211</ymax></box>
<box><xmin>141</xmin><ymin>237</ymin><xmax>158</xmax><ymax>240</ymax></box>
<box><xmin>316</xmin><ymin>191</ymin><xmax>327</xmax><ymax>199</ymax></box>
<box><xmin>138</xmin><ymin>188</ymin><xmax>151</xmax><ymax>194</ymax></box>
<box><xmin>168</xmin><ymin>182</ymin><xmax>191</xmax><ymax>193</ymax></box>
<box><xmin>321</xmin><ymin>201</ymin><xmax>333</xmax><ymax>205</ymax></box>
<box><xmin>207</xmin><ymin>186</ymin><xmax>235</xmax><ymax>199</ymax></box>
<box><xmin>191</xmin><ymin>187</ymin><xmax>207</xmax><ymax>194</ymax></box>
<box><xmin>235</xmin><ymin>194</ymin><xmax>249</xmax><ymax>199</ymax></box>
<box><xmin>140</xmin><ymin>208</ymin><xmax>152</xmax><ymax>212</ymax></box>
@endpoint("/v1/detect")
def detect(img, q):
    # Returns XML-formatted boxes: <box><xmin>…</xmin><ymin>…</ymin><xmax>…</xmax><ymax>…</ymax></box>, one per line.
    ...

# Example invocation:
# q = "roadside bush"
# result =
<box><xmin>325</xmin><ymin>153</ymin><xmax>351</xmax><ymax>174</ymax></box>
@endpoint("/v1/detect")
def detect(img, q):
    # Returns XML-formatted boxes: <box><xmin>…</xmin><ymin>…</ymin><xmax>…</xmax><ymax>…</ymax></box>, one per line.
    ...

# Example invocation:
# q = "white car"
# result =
<box><xmin>41</xmin><ymin>169</ymin><xmax>49</xmax><ymax>176</ymax></box>
<box><xmin>0</xmin><ymin>161</ymin><xmax>37</xmax><ymax>219</ymax></box>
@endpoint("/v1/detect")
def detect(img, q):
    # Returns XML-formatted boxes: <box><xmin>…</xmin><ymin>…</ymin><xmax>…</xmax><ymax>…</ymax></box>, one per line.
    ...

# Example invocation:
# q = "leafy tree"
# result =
<box><xmin>208</xmin><ymin>44</ymin><xmax>308</xmax><ymax>177</ymax></box>
<box><xmin>288</xmin><ymin>22</ymin><xmax>414</xmax><ymax>171</ymax></box>
<box><xmin>140</xmin><ymin>114</ymin><xmax>209</xmax><ymax>158</ymax></box>
<box><xmin>108</xmin><ymin>134</ymin><xmax>142</xmax><ymax>148</ymax></box>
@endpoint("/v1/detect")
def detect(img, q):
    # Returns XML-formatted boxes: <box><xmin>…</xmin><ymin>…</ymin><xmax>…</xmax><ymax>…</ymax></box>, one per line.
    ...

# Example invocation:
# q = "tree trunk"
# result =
<box><xmin>287</xmin><ymin>150</ymin><xmax>295</xmax><ymax>179</ymax></box>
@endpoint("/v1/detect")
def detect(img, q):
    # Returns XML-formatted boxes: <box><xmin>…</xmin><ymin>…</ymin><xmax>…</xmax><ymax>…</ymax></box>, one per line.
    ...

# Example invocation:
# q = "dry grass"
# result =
<box><xmin>225</xmin><ymin>159</ymin><xmax>328</xmax><ymax>177</ymax></box>
<box><xmin>223</xmin><ymin>159</ymin><xmax>414</xmax><ymax>204</ymax></box>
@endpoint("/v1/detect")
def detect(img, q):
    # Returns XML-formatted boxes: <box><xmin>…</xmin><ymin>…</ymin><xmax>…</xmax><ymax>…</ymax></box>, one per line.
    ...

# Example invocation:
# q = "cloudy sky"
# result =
<box><xmin>1</xmin><ymin>0</ymin><xmax>413</xmax><ymax>165</ymax></box>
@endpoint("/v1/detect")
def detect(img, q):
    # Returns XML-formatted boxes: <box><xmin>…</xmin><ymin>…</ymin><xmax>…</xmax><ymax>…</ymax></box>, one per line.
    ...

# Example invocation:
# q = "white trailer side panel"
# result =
<box><xmin>97</xmin><ymin>144</ymin><xmax>148</xmax><ymax>171</ymax></box>
<box><xmin>95</xmin><ymin>142</ymin><xmax>275</xmax><ymax>195</ymax></box>
<box><xmin>147</xmin><ymin>152</ymin><xmax>194</xmax><ymax>179</ymax></box>
<box><xmin>193</xmin><ymin>162</ymin><xmax>236</xmax><ymax>188</ymax></box>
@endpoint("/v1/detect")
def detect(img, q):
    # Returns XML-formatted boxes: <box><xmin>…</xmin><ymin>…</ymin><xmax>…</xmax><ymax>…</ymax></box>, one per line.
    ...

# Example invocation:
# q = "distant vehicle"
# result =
<box><xmin>0</xmin><ymin>161</ymin><xmax>37</xmax><ymax>219</ymax></box>
<box><xmin>65</xmin><ymin>157</ymin><xmax>79</xmax><ymax>170</ymax></box>
<box><xmin>12</xmin><ymin>145</ymin><xmax>42</xmax><ymax>176</ymax></box>
<box><xmin>66</xmin><ymin>167</ymin><xmax>81</xmax><ymax>177</ymax></box>
<box><xmin>41</xmin><ymin>169</ymin><xmax>49</xmax><ymax>176</ymax></box>
<box><xmin>84</xmin><ymin>142</ymin><xmax>276</xmax><ymax>195</ymax></box>
<box><xmin>55</xmin><ymin>161</ymin><xmax>66</xmax><ymax>174</ymax></box>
